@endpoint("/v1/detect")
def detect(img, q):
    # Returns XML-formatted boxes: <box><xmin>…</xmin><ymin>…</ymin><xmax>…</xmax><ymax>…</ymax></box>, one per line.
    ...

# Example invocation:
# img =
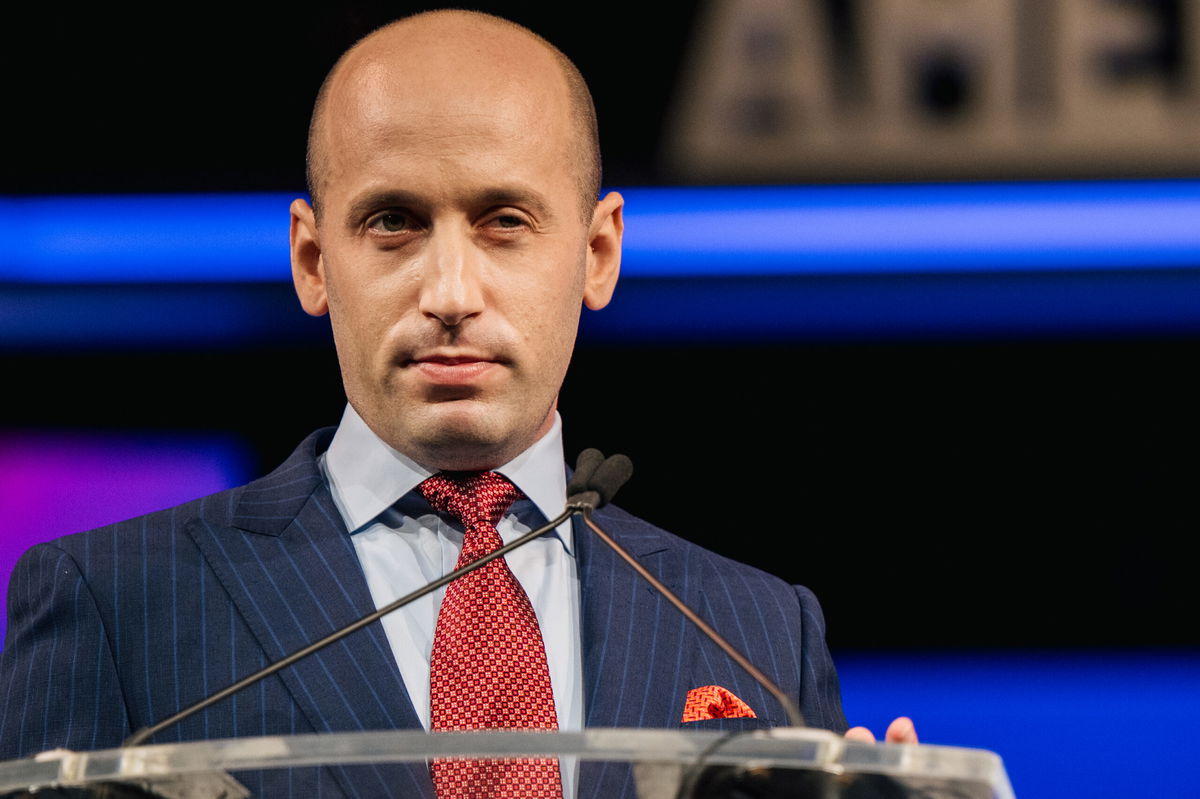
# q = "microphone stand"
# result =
<box><xmin>571</xmin><ymin>506</ymin><xmax>806</xmax><ymax>729</ymax></box>
<box><xmin>127</xmin><ymin>448</ymin><xmax>806</xmax><ymax>746</ymax></box>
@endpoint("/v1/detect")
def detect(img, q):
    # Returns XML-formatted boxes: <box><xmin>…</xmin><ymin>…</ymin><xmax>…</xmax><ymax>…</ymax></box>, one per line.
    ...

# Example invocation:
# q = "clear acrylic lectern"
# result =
<box><xmin>0</xmin><ymin>727</ymin><xmax>1015</xmax><ymax>798</ymax></box>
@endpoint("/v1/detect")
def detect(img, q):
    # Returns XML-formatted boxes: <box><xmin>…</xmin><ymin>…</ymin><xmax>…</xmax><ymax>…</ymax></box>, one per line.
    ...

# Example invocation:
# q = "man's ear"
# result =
<box><xmin>290</xmin><ymin>198</ymin><xmax>329</xmax><ymax>317</ymax></box>
<box><xmin>583</xmin><ymin>191</ymin><xmax>624</xmax><ymax>311</ymax></box>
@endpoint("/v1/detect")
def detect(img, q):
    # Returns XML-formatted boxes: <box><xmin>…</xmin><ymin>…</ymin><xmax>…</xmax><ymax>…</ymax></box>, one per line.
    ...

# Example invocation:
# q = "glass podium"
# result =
<box><xmin>0</xmin><ymin>727</ymin><xmax>1015</xmax><ymax>798</ymax></box>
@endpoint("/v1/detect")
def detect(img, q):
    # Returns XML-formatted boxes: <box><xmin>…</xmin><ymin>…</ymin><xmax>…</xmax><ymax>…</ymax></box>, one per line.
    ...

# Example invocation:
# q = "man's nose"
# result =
<box><xmin>417</xmin><ymin>227</ymin><xmax>485</xmax><ymax>327</ymax></box>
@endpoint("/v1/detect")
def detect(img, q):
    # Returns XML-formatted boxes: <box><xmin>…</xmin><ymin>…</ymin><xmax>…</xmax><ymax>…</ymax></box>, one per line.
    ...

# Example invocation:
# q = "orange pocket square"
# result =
<box><xmin>681</xmin><ymin>685</ymin><xmax>757</xmax><ymax>722</ymax></box>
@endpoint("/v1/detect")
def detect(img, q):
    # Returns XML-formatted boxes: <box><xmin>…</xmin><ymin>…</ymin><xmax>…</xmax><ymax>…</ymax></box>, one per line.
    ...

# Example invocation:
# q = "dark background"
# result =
<box><xmin>6</xmin><ymin>3</ymin><xmax>1198</xmax><ymax>650</ymax></box>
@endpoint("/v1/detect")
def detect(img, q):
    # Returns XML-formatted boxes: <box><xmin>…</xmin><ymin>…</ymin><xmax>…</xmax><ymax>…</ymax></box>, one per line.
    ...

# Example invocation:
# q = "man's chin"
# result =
<box><xmin>415</xmin><ymin>439</ymin><xmax>511</xmax><ymax>472</ymax></box>
<box><xmin>392</xmin><ymin>409</ymin><xmax>526</xmax><ymax>471</ymax></box>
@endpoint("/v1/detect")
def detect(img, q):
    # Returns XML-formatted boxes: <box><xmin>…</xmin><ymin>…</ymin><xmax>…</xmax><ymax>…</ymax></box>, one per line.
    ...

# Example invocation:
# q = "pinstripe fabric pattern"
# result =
<box><xmin>1</xmin><ymin>428</ymin><xmax>846</xmax><ymax>799</ymax></box>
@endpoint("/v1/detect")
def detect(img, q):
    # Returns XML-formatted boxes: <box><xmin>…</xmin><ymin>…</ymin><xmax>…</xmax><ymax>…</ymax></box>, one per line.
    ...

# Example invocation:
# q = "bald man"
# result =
<box><xmin>0</xmin><ymin>11</ymin><xmax>906</xmax><ymax>798</ymax></box>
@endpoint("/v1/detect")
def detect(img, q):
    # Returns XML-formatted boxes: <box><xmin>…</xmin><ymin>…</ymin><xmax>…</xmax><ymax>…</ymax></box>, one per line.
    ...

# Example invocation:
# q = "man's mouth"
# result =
<box><xmin>406</xmin><ymin>353</ymin><xmax>501</xmax><ymax>385</ymax></box>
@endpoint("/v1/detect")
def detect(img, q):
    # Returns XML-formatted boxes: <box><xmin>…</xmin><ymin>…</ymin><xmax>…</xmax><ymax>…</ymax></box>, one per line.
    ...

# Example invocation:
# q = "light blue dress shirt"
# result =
<box><xmin>319</xmin><ymin>404</ymin><xmax>583</xmax><ymax>795</ymax></box>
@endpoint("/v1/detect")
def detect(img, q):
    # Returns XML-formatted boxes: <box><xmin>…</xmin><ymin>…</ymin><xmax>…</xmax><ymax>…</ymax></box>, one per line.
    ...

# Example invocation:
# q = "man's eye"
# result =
<box><xmin>370</xmin><ymin>213</ymin><xmax>411</xmax><ymax>233</ymax></box>
<box><xmin>492</xmin><ymin>214</ymin><xmax>525</xmax><ymax>229</ymax></box>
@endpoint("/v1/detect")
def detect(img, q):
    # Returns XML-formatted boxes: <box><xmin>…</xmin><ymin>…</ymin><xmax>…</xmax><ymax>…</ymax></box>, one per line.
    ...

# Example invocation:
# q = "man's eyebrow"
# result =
<box><xmin>344</xmin><ymin>190</ymin><xmax>424</xmax><ymax>226</ymax></box>
<box><xmin>473</xmin><ymin>187</ymin><xmax>554</xmax><ymax>219</ymax></box>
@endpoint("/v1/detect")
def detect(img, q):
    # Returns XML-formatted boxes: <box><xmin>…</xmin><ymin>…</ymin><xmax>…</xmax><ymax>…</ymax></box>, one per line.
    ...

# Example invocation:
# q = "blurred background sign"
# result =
<box><xmin>669</xmin><ymin>0</ymin><xmax>1200</xmax><ymax>180</ymax></box>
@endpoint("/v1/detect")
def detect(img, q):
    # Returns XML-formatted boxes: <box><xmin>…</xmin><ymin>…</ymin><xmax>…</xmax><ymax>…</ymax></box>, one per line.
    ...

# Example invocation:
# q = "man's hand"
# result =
<box><xmin>844</xmin><ymin>716</ymin><xmax>918</xmax><ymax>744</ymax></box>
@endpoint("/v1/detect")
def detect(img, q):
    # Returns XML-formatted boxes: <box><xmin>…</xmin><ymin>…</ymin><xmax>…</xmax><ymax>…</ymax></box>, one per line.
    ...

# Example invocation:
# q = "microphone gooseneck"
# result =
<box><xmin>571</xmin><ymin>451</ymin><xmax>806</xmax><ymax>729</ymax></box>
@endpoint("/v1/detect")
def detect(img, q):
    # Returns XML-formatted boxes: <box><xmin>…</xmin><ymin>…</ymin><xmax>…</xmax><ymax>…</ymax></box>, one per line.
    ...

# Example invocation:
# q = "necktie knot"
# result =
<box><xmin>418</xmin><ymin>471</ymin><xmax>523</xmax><ymax>532</ymax></box>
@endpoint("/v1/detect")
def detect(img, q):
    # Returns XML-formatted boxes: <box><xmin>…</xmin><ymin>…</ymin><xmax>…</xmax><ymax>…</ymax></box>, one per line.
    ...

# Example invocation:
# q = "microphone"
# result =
<box><xmin>566</xmin><ymin>447</ymin><xmax>631</xmax><ymax>509</ymax></box>
<box><xmin>566</xmin><ymin>446</ymin><xmax>605</xmax><ymax>499</ymax></box>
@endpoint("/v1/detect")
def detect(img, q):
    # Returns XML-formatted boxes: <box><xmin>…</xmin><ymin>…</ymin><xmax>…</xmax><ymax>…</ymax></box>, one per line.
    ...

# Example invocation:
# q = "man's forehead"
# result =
<box><xmin>337</xmin><ymin>65</ymin><xmax>556</xmax><ymax>141</ymax></box>
<box><xmin>323</xmin><ymin>89</ymin><xmax>568</xmax><ymax>188</ymax></box>
<box><xmin>322</xmin><ymin>32</ymin><xmax>570</xmax><ymax>153</ymax></box>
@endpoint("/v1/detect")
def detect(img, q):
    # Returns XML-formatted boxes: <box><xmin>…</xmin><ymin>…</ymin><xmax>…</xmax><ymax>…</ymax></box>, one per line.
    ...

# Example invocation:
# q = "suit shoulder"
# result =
<box><xmin>594</xmin><ymin>503</ymin><xmax>801</xmax><ymax>596</ymax></box>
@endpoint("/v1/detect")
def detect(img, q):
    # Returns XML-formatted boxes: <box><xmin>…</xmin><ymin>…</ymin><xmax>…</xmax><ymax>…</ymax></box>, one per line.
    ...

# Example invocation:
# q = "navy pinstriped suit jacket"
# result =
<box><xmin>0</xmin><ymin>428</ymin><xmax>847</xmax><ymax>797</ymax></box>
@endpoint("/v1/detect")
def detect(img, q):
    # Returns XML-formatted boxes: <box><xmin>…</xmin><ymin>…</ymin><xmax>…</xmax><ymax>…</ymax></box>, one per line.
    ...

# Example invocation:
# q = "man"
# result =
<box><xmin>0</xmin><ymin>10</ymin><xmax>912</xmax><ymax>797</ymax></box>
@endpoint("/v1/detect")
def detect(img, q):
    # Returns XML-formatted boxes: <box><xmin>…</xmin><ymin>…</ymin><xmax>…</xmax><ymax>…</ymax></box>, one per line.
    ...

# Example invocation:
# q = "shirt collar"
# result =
<box><xmin>322</xmin><ymin>404</ymin><xmax>571</xmax><ymax>550</ymax></box>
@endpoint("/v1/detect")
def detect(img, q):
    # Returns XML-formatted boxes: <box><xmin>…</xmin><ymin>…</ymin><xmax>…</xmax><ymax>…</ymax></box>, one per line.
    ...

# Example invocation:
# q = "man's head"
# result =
<box><xmin>290</xmin><ymin>10</ymin><xmax>623</xmax><ymax>471</ymax></box>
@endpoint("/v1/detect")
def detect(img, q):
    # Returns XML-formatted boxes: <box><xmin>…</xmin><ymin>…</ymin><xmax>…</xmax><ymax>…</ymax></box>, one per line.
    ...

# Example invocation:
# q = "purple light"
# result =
<box><xmin>0</xmin><ymin>431</ymin><xmax>252</xmax><ymax>646</ymax></box>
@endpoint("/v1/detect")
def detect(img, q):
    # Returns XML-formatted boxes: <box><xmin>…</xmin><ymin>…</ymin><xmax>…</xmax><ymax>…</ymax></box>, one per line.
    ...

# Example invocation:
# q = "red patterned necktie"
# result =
<box><xmin>418</xmin><ymin>471</ymin><xmax>563</xmax><ymax>799</ymax></box>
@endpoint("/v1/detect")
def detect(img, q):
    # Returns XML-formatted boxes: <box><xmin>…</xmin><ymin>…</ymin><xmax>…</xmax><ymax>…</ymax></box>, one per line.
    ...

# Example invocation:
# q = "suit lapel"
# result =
<box><xmin>580</xmin><ymin>506</ymin><xmax>724</xmax><ymax>731</ymax></box>
<box><xmin>188</xmin><ymin>431</ymin><xmax>434</xmax><ymax>799</ymax></box>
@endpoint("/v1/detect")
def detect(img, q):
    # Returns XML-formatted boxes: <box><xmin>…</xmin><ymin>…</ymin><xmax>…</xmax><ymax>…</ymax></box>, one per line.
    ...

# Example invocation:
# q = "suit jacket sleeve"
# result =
<box><xmin>0</xmin><ymin>543</ymin><xmax>131</xmax><ymax>758</ymax></box>
<box><xmin>794</xmin><ymin>583</ymin><xmax>848</xmax><ymax>733</ymax></box>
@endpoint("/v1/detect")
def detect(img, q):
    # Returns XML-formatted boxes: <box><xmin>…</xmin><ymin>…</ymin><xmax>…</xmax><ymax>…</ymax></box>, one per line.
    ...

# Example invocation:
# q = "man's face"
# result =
<box><xmin>290</xmin><ymin>29</ymin><xmax>622</xmax><ymax>471</ymax></box>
